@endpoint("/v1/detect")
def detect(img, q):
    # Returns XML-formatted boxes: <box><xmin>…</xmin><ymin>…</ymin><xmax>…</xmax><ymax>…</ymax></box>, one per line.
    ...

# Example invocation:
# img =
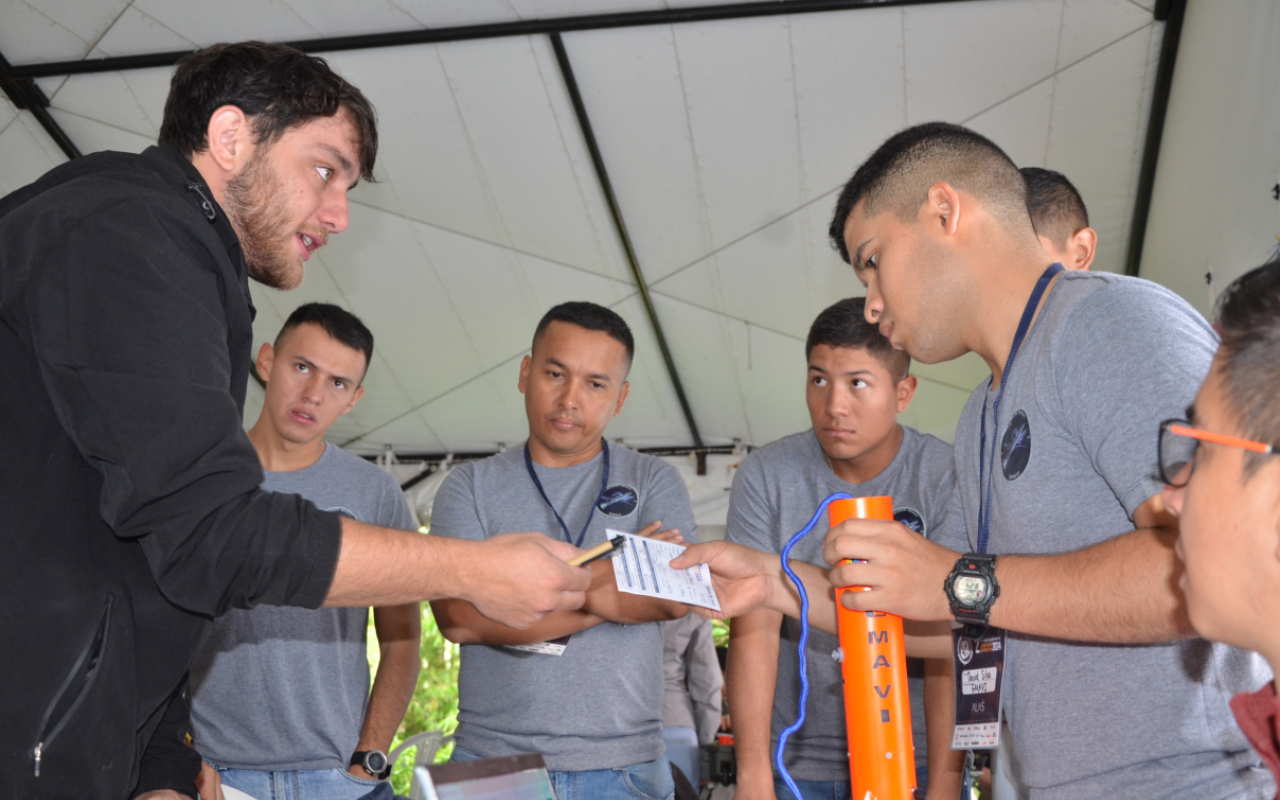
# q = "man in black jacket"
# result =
<box><xmin>0</xmin><ymin>42</ymin><xmax>591</xmax><ymax>800</ymax></box>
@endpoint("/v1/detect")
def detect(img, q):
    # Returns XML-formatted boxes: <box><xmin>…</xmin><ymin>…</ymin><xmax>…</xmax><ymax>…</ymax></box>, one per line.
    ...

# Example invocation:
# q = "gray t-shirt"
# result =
<box><xmin>725</xmin><ymin>427</ymin><xmax>955</xmax><ymax>783</ymax></box>
<box><xmin>432</xmin><ymin>442</ymin><xmax>698</xmax><ymax>772</ymax></box>
<box><xmin>933</xmin><ymin>271</ymin><xmax>1274</xmax><ymax>799</ymax></box>
<box><xmin>189</xmin><ymin>443</ymin><xmax>417</xmax><ymax>770</ymax></box>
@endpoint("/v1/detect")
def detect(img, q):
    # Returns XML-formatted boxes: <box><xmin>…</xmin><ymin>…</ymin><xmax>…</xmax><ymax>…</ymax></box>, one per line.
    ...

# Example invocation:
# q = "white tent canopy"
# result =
<box><xmin>3</xmin><ymin>0</ymin><xmax>1274</xmax><ymax>458</ymax></box>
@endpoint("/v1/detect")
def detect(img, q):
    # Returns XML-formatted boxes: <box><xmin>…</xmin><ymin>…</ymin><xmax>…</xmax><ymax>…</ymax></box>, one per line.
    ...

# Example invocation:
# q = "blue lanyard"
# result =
<box><xmin>524</xmin><ymin>439</ymin><xmax>610</xmax><ymax>548</ymax></box>
<box><xmin>976</xmin><ymin>263</ymin><xmax>1064</xmax><ymax>554</ymax></box>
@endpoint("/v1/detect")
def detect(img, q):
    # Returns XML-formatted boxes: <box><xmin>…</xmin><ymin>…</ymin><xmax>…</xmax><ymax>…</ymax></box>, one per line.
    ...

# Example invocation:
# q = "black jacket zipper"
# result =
<box><xmin>32</xmin><ymin>594</ymin><xmax>113</xmax><ymax>777</ymax></box>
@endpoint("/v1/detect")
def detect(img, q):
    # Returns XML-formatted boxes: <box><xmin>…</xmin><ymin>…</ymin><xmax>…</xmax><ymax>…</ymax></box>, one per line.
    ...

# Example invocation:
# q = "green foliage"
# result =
<box><xmin>711</xmin><ymin>618</ymin><xmax>730</xmax><ymax>649</ymax></box>
<box><xmin>367</xmin><ymin>605</ymin><xmax>460</xmax><ymax>795</ymax></box>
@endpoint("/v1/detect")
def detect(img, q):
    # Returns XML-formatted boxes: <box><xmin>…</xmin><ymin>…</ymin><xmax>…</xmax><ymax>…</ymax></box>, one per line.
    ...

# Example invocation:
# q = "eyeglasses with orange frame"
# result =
<box><xmin>1158</xmin><ymin>418</ymin><xmax>1277</xmax><ymax>487</ymax></box>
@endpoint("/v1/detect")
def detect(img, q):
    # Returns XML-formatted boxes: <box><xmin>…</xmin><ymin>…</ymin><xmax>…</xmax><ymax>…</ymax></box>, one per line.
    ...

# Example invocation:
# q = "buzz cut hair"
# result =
<box><xmin>1213</xmin><ymin>257</ymin><xmax>1280</xmax><ymax>477</ymax></box>
<box><xmin>829</xmin><ymin>122</ymin><xmax>1030</xmax><ymax>264</ymax></box>
<box><xmin>276</xmin><ymin>302</ymin><xmax>374</xmax><ymax>379</ymax></box>
<box><xmin>1021</xmin><ymin>167</ymin><xmax>1090</xmax><ymax>249</ymax></box>
<box><xmin>806</xmin><ymin>297</ymin><xmax>911</xmax><ymax>382</ymax></box>
<box><xmin>533</xmin><ymin>301</ymin><xmax>635</xmax><ymax>364</ymax></box>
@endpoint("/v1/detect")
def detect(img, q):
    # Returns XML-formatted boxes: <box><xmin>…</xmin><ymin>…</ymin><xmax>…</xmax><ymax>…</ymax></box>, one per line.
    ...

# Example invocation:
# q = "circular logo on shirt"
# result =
<box><xmin>894</xmin><ymin>506</ymin><xmax>926</xmax><ymax>536</ymax></box>
<box><xmin>956</xmin><ymin>635</ymin><xmax>975</xmax><ymax>666</ymax></box>
<box><xmin>1001</xmin><ymin>409</ymin><xmax>1032</xmax><ymax>481</ymax></box>
<box><xmin>597</xmin><ymin>484</ymin><xmax>639</xmax><ymax>517</ymax></box>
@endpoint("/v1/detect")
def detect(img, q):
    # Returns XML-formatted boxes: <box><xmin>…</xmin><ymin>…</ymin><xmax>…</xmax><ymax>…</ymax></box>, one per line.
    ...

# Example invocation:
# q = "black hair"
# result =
<box><xmin>276</xmin><ymin>302</ymin><xmax>375</xmax><ymax>376</ymax></box>
<box><xmin>533</xmin><ymin>302</ymin><xmax>635</xmax><ymax>363</ymax></box>
<box><xmin>1213</xmin><ymin>258</ymin><xmax>1280</xmax><ymax>475</ymax></box>
<box><xmin>806</xmin><ymin>297</ymin><xmax>910</xmax><ymax>381</ymax></box>
<box><xmin>1021</xmin><ymin>167</ymin><xmax>1089</xmax><ymax>248</ymax></box>
<box><xmin>829</xmin><ymin>122</ymin><xmax>1027</xmax><ymax>264</ymax></box>
<box><xmin>159</xmin><ymin>41</ymin><xmax>378</xmax><ymax>182</ymax></box>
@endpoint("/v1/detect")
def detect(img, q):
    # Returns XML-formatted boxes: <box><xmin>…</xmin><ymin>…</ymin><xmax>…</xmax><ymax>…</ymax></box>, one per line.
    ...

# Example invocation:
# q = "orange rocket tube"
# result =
<box><xmin>830</xmin><ymin>496</ymin><xmax>916</xmax><ymax>800</ymax></box>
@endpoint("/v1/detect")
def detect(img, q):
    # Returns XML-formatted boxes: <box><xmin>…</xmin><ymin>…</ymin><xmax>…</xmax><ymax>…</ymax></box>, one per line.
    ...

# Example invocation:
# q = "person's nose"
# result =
<box><xmin>318</xmin><ymin>188</ymin><xmax>350</xmax><ymax>234</ymax></box>
<box><xmin>1161</xmin><ymin>481</ymin><xmax>1185</xmax><ymax>517</ymax></box>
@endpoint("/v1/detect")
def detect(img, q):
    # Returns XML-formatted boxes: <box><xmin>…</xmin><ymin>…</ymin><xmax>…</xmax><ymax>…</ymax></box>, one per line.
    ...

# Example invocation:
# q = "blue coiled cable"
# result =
<box><xmin>774</xmin><ymin>492</ymin><xmax>854</xmax><ymax>800</ymax></box>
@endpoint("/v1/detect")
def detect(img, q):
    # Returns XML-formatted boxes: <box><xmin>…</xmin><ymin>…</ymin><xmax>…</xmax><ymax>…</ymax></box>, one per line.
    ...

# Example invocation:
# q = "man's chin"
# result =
<box><xmin>247</xmin><ymin>256</ymin><xmax>305</xmax><ymax>290</ymax></box>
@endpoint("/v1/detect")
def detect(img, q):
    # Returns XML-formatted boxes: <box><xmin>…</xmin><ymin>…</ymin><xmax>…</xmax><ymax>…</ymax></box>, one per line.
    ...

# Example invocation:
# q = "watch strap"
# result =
<box><xmin>349</xmin><ymin>750</ymin><xmax>391</xmax><ymax>780</ymax></box>
<box><xmin>946</xmin><ymin>553</ymin><xmax>1000</xmax><ymax>637</ymax></box>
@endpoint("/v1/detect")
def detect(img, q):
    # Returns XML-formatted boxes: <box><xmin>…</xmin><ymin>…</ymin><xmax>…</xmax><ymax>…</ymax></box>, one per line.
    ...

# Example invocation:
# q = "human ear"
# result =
<box><xmin>895</xmin><ymin>374</ymin><xmax>918</xmax><ymax>413</ymax></box>
<box><xmin>1070</xmin><ymin>227</ymin><xmax>1098</xmax><ymax>271</ymax></box>
<box><xmin>205</xmin><ymin>105</ymin><xmax>252</xmax><ymax>174</ymax></box>
<box><xmin>341</xmin><ymin>385</ymin><xmax>365</xmax><ymax>416</ymax></box>
<box><xmin>517</xmin><ymin>355</ymin><xmax>532</xmax><ymax>395</ymax></box>
<box><xmin>614</xmin><ymin>381</ymin><xmax>630</xmax><ymax>417</ymax></box>
<box><xmin>925</xmin><ymin>182</ymin><xmax>961</xmax><ymax>236</ymax></box>
<box><xmin>255</xmin><ymin>342</ymin><xmax>275</xmax><ymax>384</ymax></box>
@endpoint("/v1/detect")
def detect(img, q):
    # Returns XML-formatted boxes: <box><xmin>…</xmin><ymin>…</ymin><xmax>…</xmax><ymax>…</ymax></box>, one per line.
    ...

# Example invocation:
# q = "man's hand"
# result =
<box><xmin>670</xmin><ymin>540</ymin><xmax>779</xmax><ymax>619</ymax></box>
<box><xmin>821</xmin><ymin>518</ymin><xmax>956</xmax><ymax>621</ymax></box>
<box><xmin>193</xmin><ymin>762</ymin><xmax>224</xmax><ymax>800</ymax></box>
<box><xmin>459</xmin><ymin>533</ymin><xmax>592</xmax><ymax>629</ymax></box>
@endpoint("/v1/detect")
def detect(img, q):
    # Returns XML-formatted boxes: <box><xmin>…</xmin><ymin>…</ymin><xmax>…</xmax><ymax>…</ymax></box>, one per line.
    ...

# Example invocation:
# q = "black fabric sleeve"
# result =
<box><xmin>132</xmin><ymin>685</ymin><xmax>202</xmax><ymax>799</ymax></box>
<box><xmin>20</xmin><ymin>189</ymin><xmax>341</xmax><ymax>615</ymax></box>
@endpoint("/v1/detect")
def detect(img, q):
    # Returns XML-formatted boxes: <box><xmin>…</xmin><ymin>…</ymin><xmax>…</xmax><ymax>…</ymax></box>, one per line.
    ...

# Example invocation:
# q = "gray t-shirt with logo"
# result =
<box><xmin>189</xmin><ymin>443</ymin><xmax>417</xmax><ymax>770</ymax></box>
<box><xmin>431</xmin><ymin>442</ymin><xmax>698</xmax><ymax>772</ymax></box>
<box><xmin>726</xmin><ymin>427</ymin><xmax>955</xmax><ymax>783</ymax></box>
<box><xmin>933</xmin><ymin>270</ymin><xmax>1274</xmax><ymax>798</ymax></box>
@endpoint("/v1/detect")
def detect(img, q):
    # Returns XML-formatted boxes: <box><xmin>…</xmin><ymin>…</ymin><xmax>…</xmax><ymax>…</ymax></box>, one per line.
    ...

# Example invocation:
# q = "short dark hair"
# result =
<box><xmin>806</xmin><ymin>297</ymin><xmax>910</xmax><ymax>381</ymax></box>
<box><xmin>533</xmin><ymin>302</ymin><xmax>635</xmax><ymax>364</ymax></box>
<box><xmin>159</xmin><ymin>42</ymin><xmax>378</xmax><ymax>182</ymax></box>
<box><xmin>829</xmin><ymin>122</ymin><xmax>1028</xmax><ymax>264</ymax></box>
<box><xmin>276</xmin><ymin>302</ymin><xmax>375</xmax><ymax>377</ymax></box>
<box><xmin>1213</xmin><ymin>258</ymin><xmax>1280</xmax><ymax>476</ymax></box>
<box><xmin>1021</xmin><ymin>167</ymin><xmax>1089</xmax><ymax>248</ymax></box>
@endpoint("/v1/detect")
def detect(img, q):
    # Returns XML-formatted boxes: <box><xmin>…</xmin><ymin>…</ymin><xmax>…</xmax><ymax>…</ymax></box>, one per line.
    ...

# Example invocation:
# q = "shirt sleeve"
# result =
<box><xmin>21</xmin><ymin>192</ymin><xmax>341</xmax><ymax>616</ymax></box>
<box><xmin>428</xmin><ymin>465</ymin><xmax>487</xmax><ymax>542</ymax></box>
<box><xmin>642</xmin><ymin>460</ymin><xmax>699</xmax><ymax>545</ymax></box>
<box><xmin>1052</xmin><ymin>280</ymin><xmax>1216</xmax><ymax>518</ymax></box>
<box><xmin>724</xmin><ymin>450</ymin><xmax>778</xmax><ymax>553</ymax></box>
<box><xmin>378</xmin><ymin>470</ymin><xmax>419</xmax><ymax>532</ymax></box>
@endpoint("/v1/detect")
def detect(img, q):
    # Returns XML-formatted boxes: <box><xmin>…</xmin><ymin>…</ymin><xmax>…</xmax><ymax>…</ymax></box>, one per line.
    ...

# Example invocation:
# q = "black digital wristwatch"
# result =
<box><xmin>945</xmin><ymin>553</ymin><xmax>1000</xmax><ymax>639</ymax></box>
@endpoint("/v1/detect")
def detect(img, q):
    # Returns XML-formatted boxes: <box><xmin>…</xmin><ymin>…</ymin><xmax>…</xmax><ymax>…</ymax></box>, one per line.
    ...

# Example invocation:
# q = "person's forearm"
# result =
<box><xmin>431</xmin><ymin>598</ymin><xmax>602</xmax><ymax>645</ymax></box>
<box><xmin>325</xmin><ymin>521</ymin><xmax>591</xmax><ymax>631</ymax></box>
<box><xmin>989</xmin><ymin>527</ymin><xmax>1194</xmax><ymax>643</ymax></box>
<box><xmin>358</xmin><ymin>636</ymin><xmax>420</xmax><ymax>752</ymax></box>
<box><xmin>729</xmin><ymin>609</ymin><xmax>784</xmax><ymax>794</ymax></box>
<box><xmin>325</xmin><ymin>520</ymin><xmax>464</xmax><ymax>606</ymax></box>
<box><xmin>922</xmin><ymin>657</ymin><xmax>965</xmax><ymax>800</ymax></box>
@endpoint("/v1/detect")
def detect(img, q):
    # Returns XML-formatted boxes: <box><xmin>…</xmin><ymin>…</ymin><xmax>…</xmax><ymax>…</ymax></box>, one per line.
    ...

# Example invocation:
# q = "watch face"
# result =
<box><xmin>365</xmin><ymin>751</ymin><xmax>388</xmax><ymax>773</ymax></box>
<box><xmin>953</xmin><ymin>575</ymin><xmax>988</xmax><ymax>606</ymax></box>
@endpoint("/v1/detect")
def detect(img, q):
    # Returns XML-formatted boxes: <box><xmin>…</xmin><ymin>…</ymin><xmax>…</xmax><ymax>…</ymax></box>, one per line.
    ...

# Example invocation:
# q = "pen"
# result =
<box><xmin>568</xmin><ymin>535</ymin><xmax>626</xmax><ymax>566</ymax></box>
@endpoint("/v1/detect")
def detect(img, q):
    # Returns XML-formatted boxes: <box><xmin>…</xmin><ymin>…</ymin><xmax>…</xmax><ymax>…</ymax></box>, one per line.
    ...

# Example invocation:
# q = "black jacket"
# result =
<box><xmin>0</xmin><ymin>147</ymin><xmax>343</xmax><ymax>799</ymax></box>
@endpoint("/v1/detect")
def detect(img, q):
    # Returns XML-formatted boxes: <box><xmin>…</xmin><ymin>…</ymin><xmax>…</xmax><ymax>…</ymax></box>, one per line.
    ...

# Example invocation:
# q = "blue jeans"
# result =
<box><xmin>452</xmin><ymin>746</ymin><xmax>674</xmax><ymax>800</ymax></box>
<box><xmin>660</xmin><ymin>726</ymin><xmax>700</xmax><ymax>785</ymax></box>
<box><xmin>206</xmin><ymin>760</ymin><xmax>383</xmax><ymax>800</ymax></box>
<box><xmin>773</xmin><ymin>777</ymin><xmax>852</xmax><ymax>800</ymax></box>
<box><xmin>774</xmin><ymin>768</ymin><xmax>969</xmax><ymax>800</ymax></box>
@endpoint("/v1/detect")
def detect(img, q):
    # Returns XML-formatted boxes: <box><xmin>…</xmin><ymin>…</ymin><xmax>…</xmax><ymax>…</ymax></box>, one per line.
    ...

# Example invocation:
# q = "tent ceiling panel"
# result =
<box><xmin>0</xmin><ymin>99</ymin><xmax>64</xmax><ymax>195</ymax></box>
<box><xmin>0</xmin><ymin>0</ymin><xmax>1176</xmax><ymax>454</ymax></box>
<box><xmin>93</xmin><ymin>6</ymin><xmax>198</xmax><ymax>58</ymax></box>
<box><xmin>0</xmin><ymin>0</ymin><xmax>115</xmax><ymax>63</ymax></box>
<box><xmin>1057</xmin><ymin>0</ymin><xmax>1154</xmax><ymax>68</ymax></box>
<box><xmin>903</xmin><ymin>0</ymin><xmax>1062</xmax><ymax>125</ymax></box>
<box><xmin>1044</xmin><ymin>21</ymin><xmax>1158</xmax><ymax>274</ymax></box>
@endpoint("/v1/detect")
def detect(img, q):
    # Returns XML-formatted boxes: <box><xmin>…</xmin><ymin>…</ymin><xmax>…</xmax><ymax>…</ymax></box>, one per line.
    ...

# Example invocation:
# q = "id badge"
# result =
<box><xmin>950</xmin><ymin>627</ymin><xmax>1006</xmax><ymax>749</ymax></box>
<box><xmin>503</xmin><ymin>634</ymin><xmax>571</xmax><ymax>656</ymax></box>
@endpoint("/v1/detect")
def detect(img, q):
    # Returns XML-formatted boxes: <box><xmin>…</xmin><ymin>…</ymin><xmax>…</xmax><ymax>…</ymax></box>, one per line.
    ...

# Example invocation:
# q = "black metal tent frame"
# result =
<box><xmin>0</xmin><ymin>0</ymin><xmax>1186</xmax><ymax>454</ymax></box>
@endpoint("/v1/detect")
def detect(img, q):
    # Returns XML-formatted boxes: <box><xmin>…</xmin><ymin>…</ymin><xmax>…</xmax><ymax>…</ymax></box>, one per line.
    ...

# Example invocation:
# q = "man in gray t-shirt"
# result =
<box><xmin>679</xmin><ymin>123</ymin><xmax>1274</xmax><ymax>799</ymax></box>
<box><xmin>431</xmin><ymin>302</ymin><xmax>698</xmax><ymax>800</ymax></box>
<box><xmin>190</xmin><ymin>304</ymin><xmax>421</xmax><ymax>799</ymax></box>
<box><xmin>726</xmin><ymin>298</ymin><xmax>963</xmax><ymax>800</ymax></box>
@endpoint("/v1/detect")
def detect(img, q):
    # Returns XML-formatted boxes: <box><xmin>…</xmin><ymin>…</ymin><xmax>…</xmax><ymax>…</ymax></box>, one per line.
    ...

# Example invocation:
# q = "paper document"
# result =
<box><xmin>609</xmin><ymin>529</ymin><xmax>721</xmax><ymax>611</ymax></box>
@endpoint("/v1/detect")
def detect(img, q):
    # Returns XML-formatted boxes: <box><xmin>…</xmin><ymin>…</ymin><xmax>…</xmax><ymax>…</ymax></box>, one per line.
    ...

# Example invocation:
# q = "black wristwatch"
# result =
<box><xmin>944</xmin><ymin>553</ymin><xmax>1000</xmax><ymax>639</ymax></box>
<box><xmin>350</xmin><ymin>749</ymin><xmax>391</xmax><ymax>780</ymax></box>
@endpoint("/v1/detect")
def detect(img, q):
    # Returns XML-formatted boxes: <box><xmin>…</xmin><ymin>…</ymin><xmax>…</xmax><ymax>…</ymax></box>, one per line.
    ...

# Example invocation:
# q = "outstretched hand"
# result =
<box><xmin>464</xmin><ymin>532</ymin><xmax>593</xmax><ymax>629</ymax></box>
<box><xmin>670</xmin><ymin>540</ymin><xmax>780</xmax><ymax>620</ymax></box>
<box><xmin>821</xmin><ymin>518</ymin><xmax>956</xmax><ymax>621</ymax></box>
